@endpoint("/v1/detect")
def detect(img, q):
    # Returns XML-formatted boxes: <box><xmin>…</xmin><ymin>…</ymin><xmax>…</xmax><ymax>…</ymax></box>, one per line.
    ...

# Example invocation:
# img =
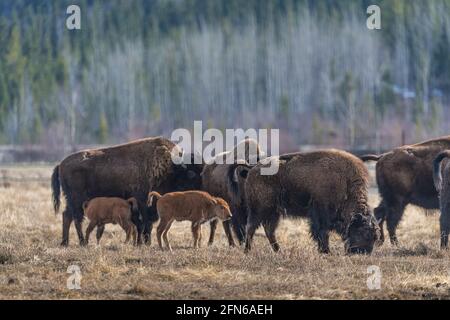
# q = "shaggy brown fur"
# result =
<box><xmin>147</xmin><ymin>191</ymin><xmax>232</xmax><ymax>252</ymax></box>
<box><xmin>202</xmin><ymin>138</ymin><xmax>263</xmax><ymax>246</ymax></box>
<box><xmin>51</xmin><ymin>137</ymin><xmax>203</xmax><ymax>246</ymax></box>
<box><xmin>360</xmin><ymin>135</ymin><xmax>450</xmax><ymax>245</ymax></box>
<box><xmin>240</xmin><ymin>150</ymin><xmax>380</xmax><ymax>254</ymax></box>
<box><xmin>433</xmin><ymin>150</ymin><xmax>450</xmax><ymax>248</ymax></box>
<box><xmin>82</xmin><ymin>197</ymin><xmax>139</xmax><ymax>245</ymax></box>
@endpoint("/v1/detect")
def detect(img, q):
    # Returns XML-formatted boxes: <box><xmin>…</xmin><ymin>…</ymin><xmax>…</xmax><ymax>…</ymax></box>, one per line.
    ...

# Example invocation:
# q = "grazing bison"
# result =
<box><xmin>202</xmin><ymin>138</ymin><xmax>263</xmax><ymax>246</ymax></box>
<box><xmin>433</xmin><ymin>150</ymin><xmax>450</xmax><ymax>249</ymax></box>
<box><xmin>82</xmin><ymin>197</ymin><xmax>138</xmax><ymax>245</ymax></box>
<box><xmin>51</xmin><ymin>137</ymin><xmax>203</xmax><ymax>246</ymax></box>
<box><xmin>235</xmin><ymin>150</ymin><xmax>380</xmax><ymax>254</ymax></box>
<box><xmin>360</xmin><ymin>136</ymin><xmax>450</xmax><ymax>245</ymax></box>
<box><xmin>147</xmin><ymin>191</ymin><xmax>232</xmax><ymax>251</ymax></box>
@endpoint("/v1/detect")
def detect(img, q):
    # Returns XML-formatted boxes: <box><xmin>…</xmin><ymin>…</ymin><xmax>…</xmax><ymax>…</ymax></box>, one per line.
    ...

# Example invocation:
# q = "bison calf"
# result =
<box><xmin>433</xmin><ymin>150</ymin><xmax>450</xmax><ymax>249</ymax></box>
<box><xmin>147</xmin><ymin>191</ymin><xmax>232</xmax><ymax>251</ymax></box>
<box><xmin>82</xmin><ymin>197</ymin><xmax>139</xmax><ymax>245</ymax></box>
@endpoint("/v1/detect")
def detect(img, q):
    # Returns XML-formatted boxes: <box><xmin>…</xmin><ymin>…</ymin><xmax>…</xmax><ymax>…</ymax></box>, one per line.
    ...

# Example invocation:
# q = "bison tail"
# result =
<box><xmin>433</xmin><ymin>151</ymin><xmax>450</xmax><ymax>192</ymax></box>
<box><xmin>359</xmin><ymin>154</ymin><xmax>383</xmax><ymax>162</ymax></box>
<box><xmin>147</xmin><ymin>191</ymin><xmax>162</xmax><ymax>207</ymax></box>
<box><xmin>51</xmin><ymin>165</ymin><xmax>61</xmax><ymax>214</ymax></box>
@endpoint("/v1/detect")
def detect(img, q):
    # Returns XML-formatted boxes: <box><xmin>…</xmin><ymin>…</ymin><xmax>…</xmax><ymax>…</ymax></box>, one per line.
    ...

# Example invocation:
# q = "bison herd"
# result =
<box><xmin>50</xmin><ymin>135</ymin><xmax>450</xmax><ymax>254</ymax></box>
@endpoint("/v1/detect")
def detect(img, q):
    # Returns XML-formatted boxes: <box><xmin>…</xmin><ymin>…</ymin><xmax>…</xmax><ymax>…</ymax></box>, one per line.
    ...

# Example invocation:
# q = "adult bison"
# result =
<box><xmin>233</xmin><ymin>150</ymin><xmax>380</xmax><ymax>254</ymax></box>
<box><xmin>360</xmin><ymin>136</ymin><xmax>450</xmax><ymax>245</ymax></box>
<box><xmin>51</xmin><ymin>136</ymin><xmax>203</xmax><ymax>246</ymax></box>
<box><xmin>202</xmin><ymin>138</ymin><xmax>263</xmax><ymax>246</ymax></box>
<box><xmin>433</xmin><ymin>150</ymin><xmax>450</xmax><ymax>248</ymax></box>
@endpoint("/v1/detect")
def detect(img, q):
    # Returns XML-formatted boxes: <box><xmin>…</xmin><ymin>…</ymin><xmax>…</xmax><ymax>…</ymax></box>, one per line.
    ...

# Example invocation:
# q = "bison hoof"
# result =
<box><xmin>60</xmin><ymin>240</ymin><xmax>69</xmax><ymax>247</ymax></box>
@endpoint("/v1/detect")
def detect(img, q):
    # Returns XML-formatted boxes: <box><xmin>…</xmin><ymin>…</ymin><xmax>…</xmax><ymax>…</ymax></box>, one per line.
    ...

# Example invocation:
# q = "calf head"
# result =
<box><xmin>345</xmin><ymin>212</ymin><xmax>381</xmax><ymax>254</ymax></box>
<box><xmin>213</xmin><ymin>197</ymin><xmax>233</xmax><ymax>221</ymax></box>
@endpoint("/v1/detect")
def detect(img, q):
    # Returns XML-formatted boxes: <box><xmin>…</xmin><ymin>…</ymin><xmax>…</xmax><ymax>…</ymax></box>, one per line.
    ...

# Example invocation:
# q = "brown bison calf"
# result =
<box><xmin>147</xmin><ymin>191</ymin><xmax>232</xmax><ymax>251</ymax></box>
<box><xmin>433</xmin><ymin>150</ymin><xmax>450</xmax><ymax>249</ymax></box>
<box><xmin>82</xmin><ymin>197</ymin><xmax>139</xmax><ymax>245</ymax></box>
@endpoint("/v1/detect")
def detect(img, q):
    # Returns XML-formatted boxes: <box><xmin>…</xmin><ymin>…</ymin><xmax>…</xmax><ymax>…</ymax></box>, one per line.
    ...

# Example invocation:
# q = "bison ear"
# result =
<box><xmin>233</xmin><ymin>166</ymin><xmax>249</xmax><ymax>182</ymax></box>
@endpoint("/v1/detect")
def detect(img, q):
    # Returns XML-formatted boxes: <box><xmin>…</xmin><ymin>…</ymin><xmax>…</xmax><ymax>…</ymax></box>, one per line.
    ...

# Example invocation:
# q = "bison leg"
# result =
<box><xmin>208</xmin><ymin>219</ymin><xmax>218</xmax><ymax>246</ymax></box>
<box><xmin>385</xmin><ymin>201</ymin><xmax>406</xmax><ymax>246</ymax></box>
<box><xmin>61</xmin><ymin>209</ymin><xmax>73</xmax><ymax>246</ymax></box>
<box><xmin>96</xmin><ymin>224</ymin><xmax>105</xmax><ymax>244</ymax></box>
<box><xmin>231</xmin><ymin>208</ymin><xmax>247</xmax><ymax>245</ymax></box>
<box><xmin>143</xmin><ymin>222</ymin><xmax>153</xmax><ymax>245</ymax></box>
<box><xmin>310</xmin><ymin>205</ymin><xmax>330</xmax><ymax>254</ymax></box>
<box><xmin>74</xmin><ymin>217</ymin><xmax>86</xmax><ymax>246</ymax></box>
<box><xmin>84</xmin><ymin>221</ymin><xmax>96</xmax><ymax>245</ymax></box>
<box><xmin>244</xmin><ymin>221</ymin><xmax>258</xmax><ymax>253</ymax></box>
<box><xmin>440</xmin><ymin>208</ymin><xmax>450</xmax><ymax>249</ymax></box>
<box><xmin>131</xmin><ymin>214</ymin><xmax>143</xmax><ymax>245</ymax></box>
<box><xmin>222</xmin><ymin>220</ymin><xmax>235</xmax><ymax>247</ymax></box>
<box><xmin>263</xmin><ymin>216</ymin><xmax>281</xmax><ymax>252</ymax></box>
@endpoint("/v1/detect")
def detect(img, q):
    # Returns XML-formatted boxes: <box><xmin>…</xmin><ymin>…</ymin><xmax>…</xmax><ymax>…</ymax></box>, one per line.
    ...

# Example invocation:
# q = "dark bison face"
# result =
<box><xmin>172</xmin><ymin>159</ymin><xmax>204</xmax><ymax>191</ymax></box>
<box><xmin>345</xmin><ymin>212</ymin><xmax>381</xmax><ymax>254</ymax></box>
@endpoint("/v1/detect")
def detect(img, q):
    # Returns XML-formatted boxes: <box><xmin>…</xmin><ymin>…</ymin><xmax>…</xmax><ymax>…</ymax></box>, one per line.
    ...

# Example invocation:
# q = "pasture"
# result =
<box><xmin>0</xmin><ymin>165</ymin><xmax>449</xmax><ymax>300</ymax></box>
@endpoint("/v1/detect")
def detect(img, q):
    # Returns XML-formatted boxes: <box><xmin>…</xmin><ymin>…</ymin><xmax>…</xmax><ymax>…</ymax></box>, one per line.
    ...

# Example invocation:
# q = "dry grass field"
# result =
<box><xmin>1</xmin><ymin>165</ymin><xmax>450</xmax><ymax>300</ymax></box>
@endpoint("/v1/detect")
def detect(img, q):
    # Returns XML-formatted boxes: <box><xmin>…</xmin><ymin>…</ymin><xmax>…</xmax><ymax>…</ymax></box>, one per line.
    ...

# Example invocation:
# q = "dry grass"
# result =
<box><xmin>1</xmin><ymin>165</ymin><xmax>450</xmax><ymax>300</ymax></box>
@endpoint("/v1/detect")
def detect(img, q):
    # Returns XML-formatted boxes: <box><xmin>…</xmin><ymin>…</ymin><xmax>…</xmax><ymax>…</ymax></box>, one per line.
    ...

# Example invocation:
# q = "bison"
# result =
<box><xmin>82</xmin><ymin>197</ymin><xmax>139</xmax><ymax>245</ymax></box>
<box><xmin>201</xmin><ymin>138</ymin><xmax>263</xmax><ymax>246</ymax></box>
<box><xmin>360</xmin><ymin>136</ymin><xmax>450</xmax><ymax>245</ymax></box>
<box><xmin>51</xmin><ymin>137</ymin><xmax>203</xmax><ymax>246</ymax></box>
<box><xmin>433</xmin><ymin>150</ymin><xmax>450</xmax><ymax>249</ymax></box>
<box><xmin>232</xmin><ymin>150</ymin><xmax>380</xmax><ymax>254</ymax></box>
<box><xmin>147</xmin><ymin>190</ymin><xmax>232</xmax><ymax>251</ymax></box>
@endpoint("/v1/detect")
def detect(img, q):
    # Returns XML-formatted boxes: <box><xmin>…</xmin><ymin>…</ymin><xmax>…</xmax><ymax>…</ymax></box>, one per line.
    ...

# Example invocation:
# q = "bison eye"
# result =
<box><xmin>187</xmin><ymin>170</ymin><xmax>196</xmax><ymax>179</ymax></box>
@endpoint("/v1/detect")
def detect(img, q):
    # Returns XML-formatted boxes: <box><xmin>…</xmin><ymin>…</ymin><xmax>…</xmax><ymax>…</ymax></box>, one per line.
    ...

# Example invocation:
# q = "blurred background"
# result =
<box><xmin>0</xmin><ymin>0</ymin><xmax>449</xmax><ymax>162</ymax></box>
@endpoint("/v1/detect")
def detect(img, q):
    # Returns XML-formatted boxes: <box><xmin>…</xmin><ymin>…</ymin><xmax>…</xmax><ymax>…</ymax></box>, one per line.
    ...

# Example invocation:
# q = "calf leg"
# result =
<box><xmin>263</xmin><ymin>215</ymin><xmax>281</xmax><ymax>252</ymax></box>
<box><xmin>192</xmin><ymin>223</ymin><xmax>202</xmax><ymax>248</ymax></box>
<box><xmin>132</xmin><ymin>225</ymin><xmax>137</xmax><ymax>245</ymax></box>
<box><xmin>156</xmin><ymin>219</ymin><xmax>167</xmax><ymax>250</ymax></box>
<box><xmin>96</xmin><ymin>224</ymin><xmax>105</xmax><ymax>244</ymax></box>
<box><xmin>61</xmin><ymin>209</ymin><xmax>73</xmax><ymax>246</ymax></box>
<box><xmin>208</xmin><ymin>219</ymin><xmax>218</xmax><ymax>246</ymax></box>
<box><xmin>162</xmin><ymin>220</ymin><xmax>174</xmax><ymax>252</ymax></box>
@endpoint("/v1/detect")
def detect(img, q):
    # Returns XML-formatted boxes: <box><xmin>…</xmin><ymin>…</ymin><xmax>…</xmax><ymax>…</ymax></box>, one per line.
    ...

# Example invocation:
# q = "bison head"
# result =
<box><xmin>171</xmin><ymin>152</ymin><xmax>204</xmax><ymax>191</ymax></box>
<box><xmin>345</xmin><ymin>212</ymin><xmax>381</xmax><ymax>254</ymax></box>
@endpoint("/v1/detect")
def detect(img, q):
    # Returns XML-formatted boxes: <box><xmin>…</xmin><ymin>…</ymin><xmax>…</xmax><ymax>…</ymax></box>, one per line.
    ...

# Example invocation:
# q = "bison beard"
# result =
<box><xmin>238</xmin><ymin>150</ymin><xmax>380</xmax><ymax>254</ymax></box>
<box><xmin>360</xmin><ymin>135</ymin><xmax>450</xmax><ymax>246</ymax></box>
<box><xmin>51</xmin><ymin>137</ymin><xmax>203</xmax><ymax>246</ymax></box>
